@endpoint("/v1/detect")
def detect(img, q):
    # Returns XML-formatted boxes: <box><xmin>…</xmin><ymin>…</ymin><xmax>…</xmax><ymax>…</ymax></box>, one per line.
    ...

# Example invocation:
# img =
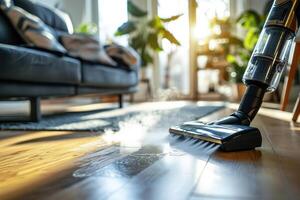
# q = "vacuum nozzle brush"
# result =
<box><xmin>169</xmin><ymin>121</ymin><xmax>262</xmax><ymax>152</ymax></box>
<box><xmin>169</xmin><ymin>0</ymin><xmax>300</xmax><ymax>152</ymax></box>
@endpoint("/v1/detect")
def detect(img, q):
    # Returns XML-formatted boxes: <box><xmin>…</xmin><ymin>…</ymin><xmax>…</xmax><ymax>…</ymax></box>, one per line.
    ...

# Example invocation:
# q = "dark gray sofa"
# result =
<box><xmin>0</xmin><ymin>0</ymin><xmax>140</xmax><ymax>121</ymax></box>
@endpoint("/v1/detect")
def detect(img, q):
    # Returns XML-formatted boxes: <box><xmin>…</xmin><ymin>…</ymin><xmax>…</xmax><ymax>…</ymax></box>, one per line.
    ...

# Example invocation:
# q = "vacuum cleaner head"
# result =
<box><xmin>169</xmin><ymin>121</ymin><xmax>262</xmax><ymax>151</ymax></box>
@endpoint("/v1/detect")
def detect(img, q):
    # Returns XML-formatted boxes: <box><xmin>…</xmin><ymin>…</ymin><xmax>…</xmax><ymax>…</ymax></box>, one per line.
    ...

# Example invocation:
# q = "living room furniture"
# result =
<box><xmin>195</xmin><ymin>36</ymin><xmax>229</xmax><ymax>100</ymax></box>
<box><xmin>280</xmin><ymin>42</ymin><xmax>300</xmax><ymax>111</ymax></box>
<box><xmin>0</xmin><ymin>0</ymin><xmax>140</xmax><ymax>122</ymax></box>
<box><xmin>292</xmin><ymin>93</ymin><xmax>300</xmax><ymax>122</ymax></box>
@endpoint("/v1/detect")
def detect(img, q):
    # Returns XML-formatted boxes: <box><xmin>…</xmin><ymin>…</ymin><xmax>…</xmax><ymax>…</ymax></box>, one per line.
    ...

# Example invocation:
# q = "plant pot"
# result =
<box><xmin>140</xmin><ymin>67</ymin><xmax>152</xmax><ymax>80</ymax></box>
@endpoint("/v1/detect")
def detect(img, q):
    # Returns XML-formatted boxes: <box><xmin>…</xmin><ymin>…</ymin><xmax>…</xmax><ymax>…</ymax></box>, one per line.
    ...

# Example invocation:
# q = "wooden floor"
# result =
<box><xmin>0</xmin><ymin>101</ymin><xmax>300</xmax><ymax>200</ymax></box>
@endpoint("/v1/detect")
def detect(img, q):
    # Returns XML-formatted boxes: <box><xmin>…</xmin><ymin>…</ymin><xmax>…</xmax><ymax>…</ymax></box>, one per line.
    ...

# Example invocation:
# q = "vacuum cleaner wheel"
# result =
<box><xmin>169</xmin><ymin>121</ymin><xmax>262</xmax><ymax>151</ymax></box>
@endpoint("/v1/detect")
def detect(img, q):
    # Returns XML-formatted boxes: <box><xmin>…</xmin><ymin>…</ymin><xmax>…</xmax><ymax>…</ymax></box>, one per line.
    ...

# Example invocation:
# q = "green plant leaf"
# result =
<box><xmin>244</xmin><ymin>28</ymin><xmax>260</xmax><ymax>50</ymax></box>
<box><xmin>226</xmin><ymin>54</ymin><xmax>237</xmax><ymax>64</ymax></box>
<box><xmin>160</xmin><ymin>14</ymin><xmax>183</xmax><ymax>22</ymax></box>
<box><xmin>147</xmin><ymin>33</ymin><xmax>163</xmax><ymax>51</ymax></box>
<box><xmin>161</xmin><ymin>28</ymin><xmax>181</xmax><ymax>46</ymax></box>
<box><xmin>228</xmin><ymin>36</ymin><xmax>243</xmax><ymax>47</ymax></box>
<box><xmin>141</xmin><ymin>49</ymin><xmax>153</xmax><ymax>67</ymax></box>
<box><xmin>148</xmin><ymin>17</ymin><xmax>163</xmax><ymax>30</ymax></box>
<box><xmin>115</xmin><ymin>21</ymin><xmax>136</xmax><ymax>36</ymax></box>
<box><xmin>237</xmin><ymin>10</ymin><xmax>261</xmax><ymax>30</ymax></box>
<box><xmin>75</xmin><ymin>23</ymin><xmax>98</xmax><ymax>34</ymax></box>
<box><xmin>127</xmin><ymin>1</ymin><xmax>147</xmax><ymax>17</ymax></box>
<box><xmin>130</xmin><ymin>34</ymin><xmax>145</xmax><ymax>49</ymax></box>
<box><xmin>240</xmin><ymin>51</ymin><xmax>251</xmax><ymax>62</ymax></box>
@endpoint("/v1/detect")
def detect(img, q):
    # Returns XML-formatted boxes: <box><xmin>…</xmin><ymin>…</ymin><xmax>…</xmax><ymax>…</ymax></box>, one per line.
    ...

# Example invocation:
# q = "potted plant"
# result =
<box><xmin>75</xmin><ymin>22</ymin><xmax>98</xmax><ymax>35</ymax></box>
<box><xmin>227</xmin><ymin>50</ymin><xmax>249</xmax><ymax>99</ymax></box>
<box><xmin>115</xmin><ymin>1</ymin><xmax>182</xmax><ymax>79</ymax></box>
<box><xmin>227</xmin><ymin>10</ymin><xmax>265</xmax><ymax>100</ymax></box>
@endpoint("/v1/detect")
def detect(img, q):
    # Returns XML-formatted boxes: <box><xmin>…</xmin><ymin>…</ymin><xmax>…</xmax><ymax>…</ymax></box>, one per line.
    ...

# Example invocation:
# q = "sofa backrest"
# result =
<box><xmin>0</xmin><ymin>0</ymin><xmax>73</xmax><ymax>45</ymax></box>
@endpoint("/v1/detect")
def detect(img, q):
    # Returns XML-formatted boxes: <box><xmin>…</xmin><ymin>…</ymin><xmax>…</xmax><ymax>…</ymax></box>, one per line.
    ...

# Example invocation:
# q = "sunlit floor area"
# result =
<box><xmin>2</xmin><ymin>0</ymin><xmax>300</xmax><ymax>199</ymax></box>
<box><xmin>0</xmin><ymin>101</ymin><xmax>300</xmax><ymax>200</ymax></box>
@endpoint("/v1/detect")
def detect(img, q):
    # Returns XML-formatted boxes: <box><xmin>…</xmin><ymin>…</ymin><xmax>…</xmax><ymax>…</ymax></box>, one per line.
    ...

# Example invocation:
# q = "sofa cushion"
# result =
<box><xmin>82</xmin><ymin>63</ymin><xmax>139</xmax><ymax>88</ymax></box>
<box><xmin>0</xmin><ymin>1</ymin><xmax>67</xmax><ymax>53</ymax></box>
<box><xmin>0</xmin><ymin>44</ymin><xmax>81</xmax><ymax>84</ymax></box>
<box><xmin>0</xmin><ymin>82</ymin><xmax>76</xmax><ymax>97</ymax></box>
<box><xmin>0</xmin><ymin>0</ymin><xmax>73</xmax><ymax>45</ymax></box>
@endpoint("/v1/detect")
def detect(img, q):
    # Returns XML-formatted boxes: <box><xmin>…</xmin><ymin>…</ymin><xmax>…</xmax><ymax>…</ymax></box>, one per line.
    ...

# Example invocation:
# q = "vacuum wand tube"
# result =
<box><xmin>170</xmin><ymin>0</ymin><xmax>300</xmax><ymax>151</ymax></box>
<box><xmin>216</xmin><ymin>0</ymin><xmax>300</xmax><ymax>126</ymax></box>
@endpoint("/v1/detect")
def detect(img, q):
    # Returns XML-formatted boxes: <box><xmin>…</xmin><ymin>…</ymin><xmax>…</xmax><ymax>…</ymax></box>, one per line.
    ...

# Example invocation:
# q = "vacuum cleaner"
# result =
<box><xmin>170</xmin><ymin>0</ymin><xmax>300</xmax><ymax>151</ymax></box>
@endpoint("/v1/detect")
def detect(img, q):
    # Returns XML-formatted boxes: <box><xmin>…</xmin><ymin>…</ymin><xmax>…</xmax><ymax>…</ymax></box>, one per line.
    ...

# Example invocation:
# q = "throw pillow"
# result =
<box><xmin>105</xmin><ymin>44</ymin><xmax>139</xmax><ymax>68</ymax></box>
<box><xmin>0</xmin><ymin>0</ymin><xmax>66</xmax><ymax>53</ymax></box>
<box><xmin>0</xmin><ymin>0</ymin><xmax>13</xmax><ymax>10</ymax></box>
<box><xmin>60</xmin><ymin>33</ymin><xmax>116</xmax><ymax>66</ymax></box>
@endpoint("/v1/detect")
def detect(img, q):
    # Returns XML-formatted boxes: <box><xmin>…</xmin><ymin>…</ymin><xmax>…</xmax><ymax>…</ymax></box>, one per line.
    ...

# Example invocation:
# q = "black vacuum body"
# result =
<box><xmin>170</xmin><ymin>0</ymin><xmax>300</xmax><ymax>151</ymax></box>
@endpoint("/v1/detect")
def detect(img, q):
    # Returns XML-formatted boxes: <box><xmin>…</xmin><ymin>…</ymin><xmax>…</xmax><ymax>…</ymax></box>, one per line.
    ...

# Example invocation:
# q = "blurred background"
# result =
<box><xmin>26</xmin><ymin>0</ymin><xmax>300</xmax><ymax>111</ymax></box>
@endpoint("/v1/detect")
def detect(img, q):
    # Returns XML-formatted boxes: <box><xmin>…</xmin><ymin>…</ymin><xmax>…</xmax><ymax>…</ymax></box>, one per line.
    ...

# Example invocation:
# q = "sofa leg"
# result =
<box><xmin>30</xmin><ymin>97</ymin><xmax>41</xmax><ymax>122</ymax></box>
<box><xmin>118</xmin><ymin>94</ymin><xmax>123</xmax><ymax>108</ymax></box>
<box><xmin>0</xmin><ymin>97</ymin><xmax>41</xmax><ymax>122</ymax></box>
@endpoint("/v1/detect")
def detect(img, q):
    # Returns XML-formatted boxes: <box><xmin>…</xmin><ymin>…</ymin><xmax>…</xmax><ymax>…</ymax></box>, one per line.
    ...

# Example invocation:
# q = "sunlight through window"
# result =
<box><xmin>158</xmin><ymin>0</ymin><xmax>190</xmax><ymax>95</ymax></box>
<box><xmin>196</xmin><ymin>0</ymin><xmax>230</xmax><ymax>42</ymax></box>
<box><xmin>98</xmin><ymin>0</ymin><xmax>128</xmax><ymax>45</ymax></box>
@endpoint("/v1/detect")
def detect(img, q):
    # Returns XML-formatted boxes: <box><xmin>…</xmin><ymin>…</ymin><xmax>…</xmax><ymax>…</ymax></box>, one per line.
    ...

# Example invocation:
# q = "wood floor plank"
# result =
<box><xmin>257</xmin><ymin>114</ymin><xmax>300</xmax><ymax>198</ymax></box>
<box><xmin>192</xmin><ymin>110</ymin><xmax>298</xmax><ymax>200</ymax></box>
<box><xmin>0</xmin><ymin>102</ymin><xmax>300</xmax><ymax>200</ymax></box>
<box><xmin>38</xmin><ymin>103</ymin><xmax>226</xmax><ymax>200</ymax></box>
<box><xmin>0</xmin><ymin>131</ymin><xmax>110</xmax><ymax>200</ymax></box>
<box><xmin>44</xmin><ymin>108</ymin><xmax>246</xmax><ymax>200</ymax></box>
<box><xmin>192</xmin><ymin>148</ymin><xmax>290</xmax><ymax>199</ymax></box>
<box><xmin>48</xmin><ymin>151</ymin><xmax>210</xmax><ymax>200</ymax></box>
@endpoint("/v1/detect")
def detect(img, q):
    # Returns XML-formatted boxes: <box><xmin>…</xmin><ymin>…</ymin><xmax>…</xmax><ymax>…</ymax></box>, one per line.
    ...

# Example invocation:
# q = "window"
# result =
<box><xmin>158</xmin><ymin>0</ymin><xmax>190</xmax><ymax>95</ymax></box>
<box><xmin>98</xmin><ymin>0</ymin><xmax>128</xmax><ymax>45</ymax></box>
<box><xmin>196</xmin><ymin>0</ymin><xmax>230</xmax><ymax>42</ymax></box>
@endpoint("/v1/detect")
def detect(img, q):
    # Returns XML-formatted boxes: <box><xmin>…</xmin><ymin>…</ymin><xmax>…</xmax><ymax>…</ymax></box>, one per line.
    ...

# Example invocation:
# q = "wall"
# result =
<box><xmin>33</xmin><ymin>0</ymin><xmax>149</xmax><ymax>33</ymax></box>
<box><xmin>34</xmin><ymin>0</ymin><xmax>58</xmax><ymax>7</ymax></box>
<box><xmin>60</xmin><ymin>0</ymin><xmax>87</xmax><ymax>27</ymax></box>
<box><xmin>33</xmin><ymin>0</ymin><xmax>97</xmax><ymax>28</ymax></box>
<box><xmin>247</xmin><ymin>0</ymin><xmax>269</xmax><ymax>15</ymax></box>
